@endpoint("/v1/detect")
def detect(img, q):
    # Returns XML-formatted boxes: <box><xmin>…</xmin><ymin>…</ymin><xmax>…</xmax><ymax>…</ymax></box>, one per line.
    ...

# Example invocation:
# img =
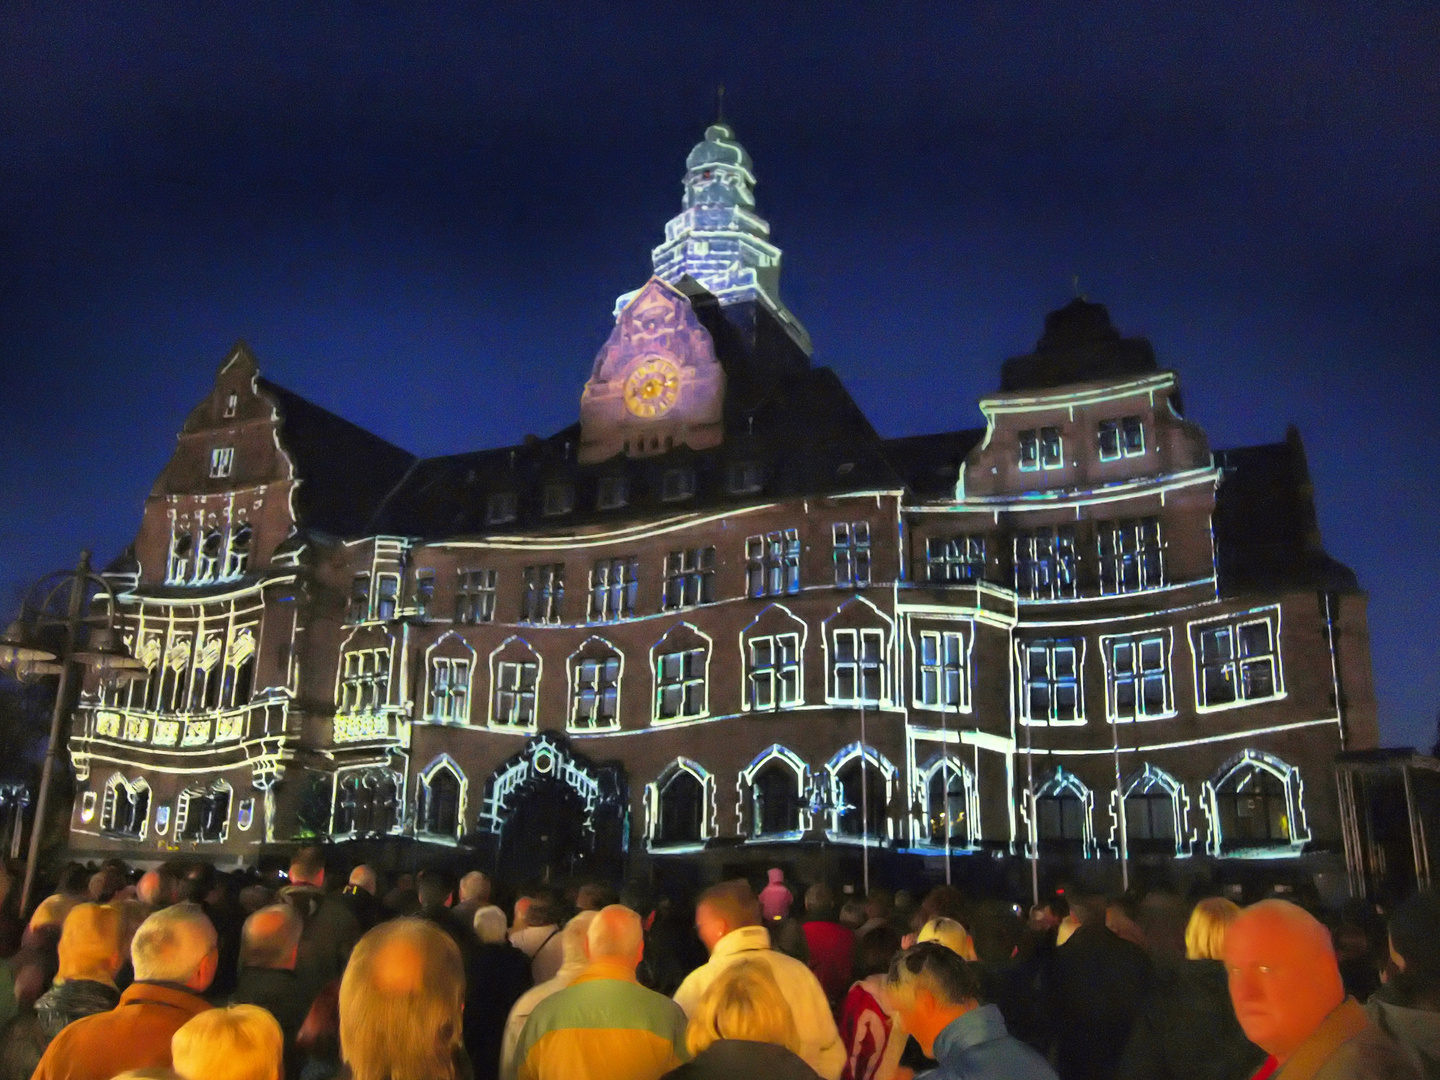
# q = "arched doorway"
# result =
<box><xmin>496</xmin><ymin>776</ymin><xmax>590</xmax><ymax>883</ymax></box>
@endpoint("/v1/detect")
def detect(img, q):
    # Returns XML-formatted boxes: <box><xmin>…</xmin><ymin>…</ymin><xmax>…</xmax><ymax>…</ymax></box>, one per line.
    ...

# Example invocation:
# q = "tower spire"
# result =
<box><xmin>715</xmin><ymin>84</ymin><xmax>725</xmax><ymax>124</ymax></box>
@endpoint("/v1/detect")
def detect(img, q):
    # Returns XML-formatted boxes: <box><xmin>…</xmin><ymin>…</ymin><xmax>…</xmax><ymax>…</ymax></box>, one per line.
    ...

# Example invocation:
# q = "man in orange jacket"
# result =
<box><xmin>32</xmin><ymin>901</ymin><xmax>217</xmax><ymax>1080</ymax></box>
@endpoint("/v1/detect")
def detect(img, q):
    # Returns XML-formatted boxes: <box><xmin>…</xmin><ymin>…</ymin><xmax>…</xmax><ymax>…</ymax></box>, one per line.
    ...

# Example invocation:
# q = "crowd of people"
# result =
<box><xmin>0</xmin><ymin>851</ymin><xmax>1436</xmax><ymax>1080</ymax></box>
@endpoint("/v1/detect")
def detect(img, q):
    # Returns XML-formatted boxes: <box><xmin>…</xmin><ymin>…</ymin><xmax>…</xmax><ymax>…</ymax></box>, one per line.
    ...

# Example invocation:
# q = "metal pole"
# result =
<box><xmin>860</xmin><ymin>699</ymin><xmax>869</xmax><ymax>897</ymax></box>
<box><xmin>1026</xmin><ymin>717</ymin><xmax>1038</xmax><ymax>908</ymax></box>
<box><xmin>20</xmin><ymin>551</ymin><xmax>89</xmax><ymax>917</ymax></box>
<box><xmin>1112</xmin><ymin>718</ymin><xmax>1129</xmax><ymax>893</ymax></box>
<box><xmin>939</xmin><ymin>680</ymin><xmax>952</xmax><ymax>885</ymax></box>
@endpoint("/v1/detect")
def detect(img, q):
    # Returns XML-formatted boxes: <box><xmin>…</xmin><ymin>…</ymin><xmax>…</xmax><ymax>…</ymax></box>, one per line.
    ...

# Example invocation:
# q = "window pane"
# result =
<box><xmin>1241</xmin><ymin>658</ymin><xmax>1275</xmax><ymax>699</ymax></box>
<box><xmin>1238</xmin><ymin>622</ymin><xmax>1272</xmax><ymax>657</ymax></box>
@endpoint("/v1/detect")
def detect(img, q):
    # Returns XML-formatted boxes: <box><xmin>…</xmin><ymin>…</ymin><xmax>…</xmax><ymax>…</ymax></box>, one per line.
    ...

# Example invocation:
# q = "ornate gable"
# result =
<box><xmin>578</xmin><ymin>277</ymin><xmax>725</xmax><ymax>464</ymax></box>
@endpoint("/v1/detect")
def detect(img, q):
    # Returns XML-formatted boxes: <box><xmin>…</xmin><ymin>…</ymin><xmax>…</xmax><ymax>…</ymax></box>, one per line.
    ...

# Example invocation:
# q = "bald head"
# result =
<box><xmin>560</xmin><ymin>910</ymin><xmax>599</xmax><ymax>966</ymax></box>
<box><xmin>586</xmin><ymin>904</ymin><xmax>644</xmax><ymax>968</ymax></box>
<box><xmin>348</xmin><ymin>865</ymin><xmax>377</xmax><ymax>895</ymax></box>
<box><xmin>1224</xmin><ymin>900</ymin><xmax>1345</xmax><ymax>1063</ymax></box>
<box><xmin>136</xmin><ymin>870</ymin><xmax>164</xmax><ymax>907</ymax></box>
<box><xmin>241</xmin><ymin>904</ymin><xmax>303</xmax><ymax>970</ymax></box>
<box><xmin>131</xmin><ymin>902</ymin><xmax>219</xmax><ymax>990</ymax></box>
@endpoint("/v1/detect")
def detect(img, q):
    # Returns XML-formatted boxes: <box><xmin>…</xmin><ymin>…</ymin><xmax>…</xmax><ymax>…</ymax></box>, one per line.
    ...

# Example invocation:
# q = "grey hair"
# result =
<box><xmin>131</xmin><ymin>902</ymin><xmax>218</xmax><ymax>982</ymax></box>
<box><xmin>473</xmin><ymin>905</ymin><xmax>508</xmax><ymax>945</ymax></box>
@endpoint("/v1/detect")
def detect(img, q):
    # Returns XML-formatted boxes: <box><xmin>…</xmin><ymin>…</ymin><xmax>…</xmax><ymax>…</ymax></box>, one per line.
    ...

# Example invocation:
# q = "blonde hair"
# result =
<box><xmin>57</xmin><ymin>902</ymin><xmax>124</xmax><ymax>984</ymax></box>
<box><xmin>340</xmin><ymin>918</ymin><xmax>465</xmax><ymax>1080</ymax></box>
<box><xmin>685</xmin><ymin>958</ymin><xmax>798</xmax><ymax>1058</ymax></box>
<box><xmin>172</xmin><ymin>1004</ymin><xmax>282</xmax><ymax>1080</ymax></box>
<box><xmin>1186</xmin><ymin>897</ymin><xmax>1242</xmax><ymax>960</ymax></box>
<box><xmin>918</xmin><ymin>917</ymin><xmax>979</xmax><ymax>961</ymax></box>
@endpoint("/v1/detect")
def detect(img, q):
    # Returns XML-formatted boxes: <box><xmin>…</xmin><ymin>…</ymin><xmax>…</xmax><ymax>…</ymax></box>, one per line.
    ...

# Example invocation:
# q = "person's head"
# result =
<box><xmin>685</xmin><ymin>958</ymin><xmax>798</xmax><ymax>1059</ymax></box>
<box><xmin>349</xmin><ymin>865</ymin><xmax>378</xmax><ymax>896</ymax></box>
<box><xmin>512</xmin><ymin>895</ymin><xmax>533</xmax><ymax>930</ymax></box>
<box><xmin>886</xmin><ymin>941</ymin><xmax>984</xmax><ymax>1056</ymax></box>
<box><xmin>458</xmin><ymin>871</ymin><xmax>489</xmax><ymax>906</ymax></box>
<box><xmin>172</xmin><ymin>1004</ymin><xmax>282</xmax><ymax>1080</ymax></box>
<box><xmin>840</xmin><ymin>899</ymin><xmax>866</xmax><ymax>931</ymax></box>
<box><xmin>58</xmin><ymin>862</ymin><xmax>90</xmax><ymax>896</ymax></box>
<box><xmin>967</xmin><ymin>900</ymin><xmax>1022</xmax><ymax>963</ymax></box>
<box><xmin>240</xmin><ymin>904</ymin><xmax>303</xmax><ymax>971</ymax></box>
<box><xmin>1068</xmin><ymin>890</ymin><xmax>1107</xmax><ymax>928</ymax></box>
<box><xmin>559</xmin><ymin>910</ymin><xmax>599</xmax><ymax>967</ymax></box>
<box><xmin>854</xmin><ymin>925</ymin><xmax>903</xmax><ymax>979</ymax></box>
<box><xmin>473</xmin><ymin>905</ymin><xmax>508</xmax><ymax>945</ymax></box>
<box><xmin>131</xmin><ymin>902</ymin><xmax>219</xmax><ymax>992</ymax></box>
<box><xmin>237</xmin><ymin>884</ymin><xmax>273</xmax><ymax>915</ymax></box>
<box><xmin>575</xmin><ymin>883</ymin><xmax>618</xmax><ymax>911</ymax></box>
<box><xmin>175</xmin><ymin>861</ymin><xmax>215</xmax><ymax>905</ymax></box>
<box><xmin>1224</xmin><ymin>900</ymin><xmax>1346</xmax><ymax>1064</ymax></box>
<box><xmin>416</xmin><ymin>870</ymin><xmax>452</xmax><ymax>911</ymax></box>
<box><xmin>56</xmin><ymin>902</ymin><xmax>124</xmax><ymax>984</ymax></box>
<box><xmin>918</xmin><ymin>917</ymin><xmax>978</xmax><ymax>961</ymax></box>
<box><xmin>89</xmin><ymin>868</ymin><xmax>121</xmax><ymax>903</ymax></box>
<box><xmin>1186</xmin><ymin>897</ymin><xmax>1242</xmax><ymax>961</ymax></box>
<box><xmin>863</xmin><ymin>887</ymin><xmax>893</xmax><ymax>921</ymax></box>
<box><xmin>696</xmin><ymin>880</ymin><xmax>761</xmax><ymax>953</ymax></box>
<box><xmin>136</xmin><ymin>869</ymin><xmax>165</xmax><ymax>907</ymax></box>
<box><xmin>288</xmin><ymin>847</ymin><xmax>326</xmax><ymax>888</ymax></box>
<box><xmin>340</xmin><ymin>918</ymin><xmax>465</xmax><ymax>1080</ymax></box>
<box><xmin>525</xmin><ymin>888</ymin><xmax>565</xmax><ymax>928</ymax></box>
<box><xmin>585</xmin><ymin>904</ymin><xmax>644</xmax><ymax>970</ymax></box>
<box><xmin>805</xmin><ymin>883</ymin><xmax>837</xmax><ymax>920</ymax></box>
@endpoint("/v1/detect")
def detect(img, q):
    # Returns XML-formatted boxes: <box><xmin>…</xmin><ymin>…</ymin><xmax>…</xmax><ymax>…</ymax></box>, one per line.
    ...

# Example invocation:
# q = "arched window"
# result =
<box><xmin>490</xmin><ymin>638</ymin><xmax>540</xmax><ymax>729</ymax></box>
<box><xmin>924</xmin><ymin>759</ymin><xmax>974</xmax><ymax>848</ymax></box>
<box><xmin>651</xmin><ymin>624</ymin><xmax>711</xmax><ymax>724</ymax></box>
<box><xmin>1116</xmin><ymin>765</ymin><xmax>1185</xmax><ymax>856</ymax></box>
<box><xmin>741</xmin><ymin>605</ymin><xmax>807</xmax><ymax>712</ymax></box>
<box><xmin>648</xmin><ymin>759</ymin><xmax>712</xmax><ymax>849</ymax></box>
<box><xmin>824</xmin><ymin>597</ymin><xmax>893</xmax><ymax>707</ymax></box>
<box><xmin>334</xmin><ymin>769</ymin><xmax>400</xmax><ymax>837</ymax></box>
<box><xmin>195</xmin><ymin>529</ymin><xmax>224</xmax><ymax>582</ymax></box>
<box><xmin>101</xmin><ymin>775</ymin><xmax>150</xmax><ymax>840</ymax></box>
<box><xmin>417</xmin><ymin>758</ymin><xmax>465</xmax><ymax>839</ymax></box>
<box><xmin>177</xmin><ymin>781</ymin><xmax>231</xmax><ymax>843</ymax></box>
<box><xmin>224</xmin><ymin>523</ymin><xmax>252</xmax><ymax>578</ymax></box>
<box><xmin>825</xmin><ymin>745</ymin><xmax>895</xmax><ymax>842</ymax></box>
<box><xmin>1207</xmin><ymin>751</ymin><xmax>1307</xmax><ymax>854</ymax></box>
<box><xmin>1032</xmin><ymin>768</ymin><xmax>1093</xmax><ymax>855</ymax></box>
<box><xmin>753</xmin><ymin>761</ymin><xmax>802</xmax><ymax>836</ymax></box>
<box><xmin>569</xmin><ymin>638</ymin><xmax>622</xmax><ymax>732</ymax></box>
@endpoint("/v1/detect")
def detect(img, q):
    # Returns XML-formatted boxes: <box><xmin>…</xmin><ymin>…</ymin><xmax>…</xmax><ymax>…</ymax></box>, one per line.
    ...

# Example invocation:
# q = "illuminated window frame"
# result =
<box><xmin>569</xmin><ymin>640</ymin><xmax>622</xmax><ymax>732</ymax></box>
<box><xmin>416</xmin><ymin>755</ymin><xmax>467</xmax><ymax>842</ymax></box>
<box><xmin>746</xmin><ymin>530</ymin><xmax>800</xmax><ymax>598</ymax></box>
<box><xmin>457</xmin><ymin>569</ymin><xmax>497</xmax><ymax>624</ymax></box>
<box><xmin>520</xmin><ymin>564</ymin><xmax>565</xmax><ymax>624</ymax></box>
<box><xmin>1188</xmin><ymin>606</ymin><xmax>1285</xmax><ymax>714</ymax></box>
<box><xmin>748</xmin><ymin>632</ymin><xmax>801</xmax><ymax>710</ymax></box>
<box><xmin>1201</xmin><ymin>749</ymin><xmax>1309</xmax><ymax>857</ymax></box>
<box><xmin>924</xmin><ymin>535</ymin><xmax>985</xmax><ymax>583</ymax></box>
<box><xmin>832</xmin><ymin>522</ymin><xmax>871</xmax><ymax>589</ymax></box>
<box><xmin>338</xmin><ymin>648</ymin><xmax>391</xmax><ymax>716</ymax></box>
<box><xmin>1018</xmin><ymin>638</ymin><xmax>1085</xmax><ymax>726</ymax></box>
<box><xmin>662</xmin><ymin>548</ymin><xmax>715</xmax><ymax>611</ymax></box>
<box><xmin>823</xmin><ymin>743</ymin><xmax>897</xmax><ymax>844</ymax></box>
<box><xmin>1098</xmin><ymin>416</ymin><xmax>1146</xmax><ymax>462</ymax></box>
<box><xmin>1026</xmin><ymin>767</ymin><xmax>1094</xmax><ymax>857</ymax></box>
<box><xmin>830</xmin><ymin>627</ymin><xmax>885</xmax><ymax>706</ymax></box>
<box><xmin>917</xmin><ymin>756</ymin><xmax>977</xmax><ymax>850</ymax></box>
<box><xmin>1108</xmin><ymin>763</ymin><xmax>1190</xmax><ymax>859</ymax></box>
<box><xmin>1097</xmin><ymin>518</ymin><xmax>1163</xmax><ymax>594</ymax></box>
<box><xmin>589</xmin><ymin>557</ymin><xmax>639</xmax><ymax>622</ymax></box>
<box><xmin>426</xmin><ymin>656</ymin><xmax>472</xmax><ymax>724</ymax></box>
<box><xmin>210</xmin><ymin>446</ymin><xmax>234</xmax><ymax>479</ymax></box>
<box><xmin>1019</xmin><ymin>427</ymin><xmax>1064</xmax><ymax>472</ymax></box>
<box><xmin>738</xmin><ymin>744</ymin><xmax>812</xmax><ymax>840</ymax></box>
<box><xmin>645</xmin><ymin>758</ymin><xmax>715</xmax><ymax>851</ymax></box>
<box><xmin>100</xmin><ymin>774</ymin><xmax>150</xmax><ymax>841</ymax></box>
<box><xmin>915</xmin><ymin>628</ymin><xmax>970</xmax><ymax>712</ymax></box>
<box><xmin>1013</xmin><ymin>527</ymin><xmax>1077</xmax><ymax>600</ymax></box>
<box><xmin>1100</xmin><ymin>630</ymin><xmax>1174</xmax><ymax>723</ymax></box>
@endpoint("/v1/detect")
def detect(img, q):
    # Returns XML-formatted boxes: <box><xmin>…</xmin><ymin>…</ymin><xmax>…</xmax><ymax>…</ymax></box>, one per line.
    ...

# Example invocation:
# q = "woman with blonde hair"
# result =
<box><xmin>171</xmin><ymin>1004</ymin><xmax>283</xmax><ymax>1080</ymax></box>
<box><xmin>663</xmin><ymin>959</ymin><xmax>821</xmax><ymax>1078</ymax></box>
<box><xmin>1117</xmin><ymin>896</ymin><xmax>1263</xmax><ymax>1080</ymax></box>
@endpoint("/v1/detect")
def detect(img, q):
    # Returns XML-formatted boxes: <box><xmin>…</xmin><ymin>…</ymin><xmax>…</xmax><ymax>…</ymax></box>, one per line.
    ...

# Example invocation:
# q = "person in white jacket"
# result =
<box><xmin>674</xmin><ymin>880</ymin><xmax>846</xmax><ymax>1080</ymax></box>
<box><xmin>499</xmin><ymin>910</ymin><xmax>597</xmax><ymax>1080</ymax></box>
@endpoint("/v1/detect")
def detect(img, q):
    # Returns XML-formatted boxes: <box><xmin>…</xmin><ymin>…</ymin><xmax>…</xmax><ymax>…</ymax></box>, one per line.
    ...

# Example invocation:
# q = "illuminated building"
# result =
<box><xmin>65</xmin><ymin>123</ymin><xmax>1377</xmax><ymax>886</ymax></box>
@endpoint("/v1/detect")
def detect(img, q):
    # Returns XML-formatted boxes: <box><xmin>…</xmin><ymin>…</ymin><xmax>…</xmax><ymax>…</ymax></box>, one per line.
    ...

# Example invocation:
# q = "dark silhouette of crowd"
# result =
<box><xmin>0</xmin><ymin>851</ymin><xmax>1436</xmax><ymax>1080</ymax></box>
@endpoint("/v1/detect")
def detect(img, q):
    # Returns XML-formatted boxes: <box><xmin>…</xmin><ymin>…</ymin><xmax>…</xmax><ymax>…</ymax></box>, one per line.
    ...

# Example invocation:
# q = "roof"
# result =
<box><xmin>257</xmin><ymin>378</ymin><xmax>417</xmax><ymax>538</ymax></box>
<box><xmin>1000</xmin><ymin>299</ymin><xmax>1158</xmax><ymax>392</ymax></box>
<box><xmin>1213</xmin><ymin>427</ymin><xmax>1359</xmax><ymax>593</ymax></box>
<box><xmin>880</xmin><ymin>429</ymin><xmax>987</xmax><ymax>499</ymax></box>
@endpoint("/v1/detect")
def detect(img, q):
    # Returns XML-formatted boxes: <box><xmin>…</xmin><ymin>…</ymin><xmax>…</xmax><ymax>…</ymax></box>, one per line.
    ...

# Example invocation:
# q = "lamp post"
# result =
<box><xmin>0</xmin><ymin>551</ymin><xmax>146</xmax><ymax>916</ymax></box>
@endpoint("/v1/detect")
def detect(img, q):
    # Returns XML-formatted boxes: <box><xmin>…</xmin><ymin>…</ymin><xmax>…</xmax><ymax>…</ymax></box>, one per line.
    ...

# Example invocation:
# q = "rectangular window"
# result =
<box><xmin>413</xmin><ymin>571</ymin><xmax>435</xmax><ymax>619</ymax></box>
<box><xmin>486</xmin><ymin>492</ymin><xmax>517</xmax><ymax>525</ymax></box>
<box><xmin>1099</xmin><ymin>417</ymin><xmax>1147</xmax><ymax>461</ymax></box>
<box><xmin>661</xmin><ymin>468</ymin><xmax>696</xmax><ymax>501</ymax></box>
<box><xmin>456</xmin><ymin>569</ymin><xmax>497</xmax><ymax>624</ymax></box>
<box><xmin>832</xmin><ymin>522</ymin><xmax>872</xmax><ymax>588</ymax></box>
<box><xmin>924</xmin><ymin>536</ymin><xmax>985</xmax><ymax>583</ymax></box>
<box><xmin>223</xmin><ymin>392</ymin><xmax>238</xmax><ymax>418</ymax></box>
<box><xmin>348</xmin><ymin>574</ymin><xmax>371</xmax><ymax>623</ymax></box>
<box><xmin>167</xmin><ymin>530</ymin><xmax>194</xmax><ymax>583</ymax></box>
<box><xmin>662</xmin><ymin>547</ymin><xmax>715</xmax><ymax>610</ymax></box>
<box><xmin>1098</xmin><ymin>518</ymin><xmax>1163</xmax><ymax>594</ymax></box>
<box><xmin>1105</xmin><ymin>633</ymin><xmax>1171</xmax><ymax>721</ymax></box>
<box><xmin>494</xmin><ymin>661</ymin><xmax>537</xmax><ymax>726</ymax></box>
<box><xmin>596</xmin><ymin>476</ymin><xmax>629</xmax><ymax>510</ymax></box>
<box><xmin>1193</xmin><ymin>610</ymin><xmax>1282</xmax><ymax>709</ymax></box>
<box><xmin>210</xmin><ymin>447</ymin><xmax>234</xmax><ymax>478</ymax></box>
<box><xmin>339</xmin><ymin>649</ymin><xmax>390</xmax><ymax>715</ymax></box>
<box><xmin>918</xmin><ymin>630</ymin><xmax>966</xmax><ymax>709</ymax></box>
<box><xmin>1019</xmin><ymin>427</ymin><xmax>1063</xmax><ymax>472</ymax></box>
<box><xmin>831</xmin><ymin>628</ymin><xmax>884</xmax><ymax>704</ymax></box>
<box><xmin>374</xmin><ymin>574</ymin><xmax>400</xmax><ymax>621</ymax></box>
<box><xmin>572</xmin><ymin>656</ymin><xmax>620</xmax><ymax>730</ymax></box>
<box><xmin>657</xmin><ymin>648</ymin><xmax>706</xmax><ymax>720</ymax></box>
<box><xmin>521</xmin><ymin>565</ymin><xmax>565</xmax><ymax>624</ymax></box>
<box><xmin>426</xmin><ymin>657</ymin><xmax>471</xmax><ymax>723</ymax></box>
<box><xmin>1014</xmin><ymin>527</ymin><xmax>1077</xmax><ymax>600</ymax></box>
<box><xmin>589</xmin><ymin>557</ymin><xmax>639</xmax><ymax>621</ymax></box>
<box><xmin>746</xmin><ymin>530</ymin><xmax>801</xmax><ymax>598</ymax></box>
<box><xmin>542</xmin><ymin>484</ymin><xmax>574</xmax><ymax>517</ymax></box>
<box><xmin>749</xmin><ymin>633</ymin><xmax>800</xmax><ymax>709</ymax></box>
<box><xmin>1022</xmin><ymin>639</ymin><xmax>1083</xmax><ymax>724</ymax></box>
<box><xmin>194</xmin><ymin>531</ymin><xmax>222</xmax><ymax>583</ymax></box>
<box><xmin>728</xmin><ymin>462</ymin><xmax>765</xmax><ymax>494</ymax></box>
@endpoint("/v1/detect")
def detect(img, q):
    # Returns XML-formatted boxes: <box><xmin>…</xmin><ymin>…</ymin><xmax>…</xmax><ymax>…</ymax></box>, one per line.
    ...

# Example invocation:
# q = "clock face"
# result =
<box><xmin>623</xmin><ymin>357</ymin><xmax>682</xmax><ymax>418</ymax></box>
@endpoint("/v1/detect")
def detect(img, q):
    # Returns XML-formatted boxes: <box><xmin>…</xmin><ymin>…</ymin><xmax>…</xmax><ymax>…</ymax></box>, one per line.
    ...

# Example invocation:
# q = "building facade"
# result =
<box><xmin>65</xmin><ymin>123</ymin><xmax>1377</xmax><ymax>888</ymax></box>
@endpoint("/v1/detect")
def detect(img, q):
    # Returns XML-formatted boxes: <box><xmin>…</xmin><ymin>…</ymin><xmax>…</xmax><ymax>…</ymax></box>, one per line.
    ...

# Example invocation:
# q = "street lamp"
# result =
<box><xmin>0</xmin><ymin>550</ymin><xmax>146</xmax><ymax>915</ymax></box>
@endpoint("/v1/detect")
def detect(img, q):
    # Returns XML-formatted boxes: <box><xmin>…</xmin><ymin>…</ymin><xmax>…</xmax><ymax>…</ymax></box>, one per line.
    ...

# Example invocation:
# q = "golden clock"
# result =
<box><xmin>623</xmin><ymin>357</ymin><xmax>682</xmax><ymax>418</ymax></box>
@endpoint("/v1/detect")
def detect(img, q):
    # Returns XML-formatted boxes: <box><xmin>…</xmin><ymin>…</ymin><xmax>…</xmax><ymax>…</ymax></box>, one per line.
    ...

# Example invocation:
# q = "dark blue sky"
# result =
<box><xmin>2</xmin><ymin>3</ymin><xmax>1436</xmax><ymax>748</ymax></box>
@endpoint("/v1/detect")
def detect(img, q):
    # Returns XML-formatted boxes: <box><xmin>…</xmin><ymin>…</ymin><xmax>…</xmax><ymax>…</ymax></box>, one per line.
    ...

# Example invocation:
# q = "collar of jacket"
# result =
<box><xmin>934</xmin><ymin>1003</ymin><xmax>1009</xmax><ymax>1062</ymax></box>
<box><xmin>713</xmin><ymin>924</ymin><xmax>772</xmax><ymax>959</ymax></box>
<box><xmin>573</xmin><ymin>960</ymin><xmax>640</xmax><ymax>986</ymax></box>
<box><xmin>1274</xmin><ymin>998</ymin><xmax>1369</xmax><ymax>1080</ymax></box>
<box><xmin>120</xmin><ymin>980</ymin><xmax>213</xmax><ymax>1017</ymax></box>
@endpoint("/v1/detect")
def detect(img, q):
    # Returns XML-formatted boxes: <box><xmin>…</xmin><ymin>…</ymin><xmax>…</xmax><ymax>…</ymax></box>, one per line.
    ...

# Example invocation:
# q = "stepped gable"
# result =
<box><xmin>1213</xmin><ymin>426</ymin><xmax>1358</xmax><ymax>593</ymax></box>
<box><xmin>1000</xmin><ymin>297</ymin><xmax>1158</xmax><ymax>392</ymax></box>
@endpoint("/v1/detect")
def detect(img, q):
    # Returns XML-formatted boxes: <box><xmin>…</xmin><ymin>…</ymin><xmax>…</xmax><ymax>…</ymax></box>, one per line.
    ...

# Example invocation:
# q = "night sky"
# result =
<box><xmin>2</xmin><ymin>4</ymin><xmax>1436</xmax><ymax>749</ymax></box>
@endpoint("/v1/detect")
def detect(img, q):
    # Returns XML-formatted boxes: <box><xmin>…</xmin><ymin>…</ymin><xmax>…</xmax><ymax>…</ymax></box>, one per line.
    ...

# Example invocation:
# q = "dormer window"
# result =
<box><xmin>223</xmin><ymin>392</ymin><xmax>238</xmax><ymax>419</ymax></box>
<box><xmin>542</xmin><ymin>484</ymin><xmax>575</xmax><ymax>517</ymax></box>
<box><xmin>728</xmin><ymin>462</ymin><xmax>764</xmax><ymax>494</ymax></box>
<box><xmin>1099</xmin><ymin>417</ymin><xmax>1146</xmax><ymax>461</ymax></box>
<box><xmin>486</xmin><ymin>492</ymin><xmax>517</xmax><ymax>525</ymax></box>
<box><xmin>210</xmin><ymin>447</ymin><xmax>234</xmax><ymax>479</ymax></box>
<box><xmin>597</xmin><ymin>476</ymin><xmax>629</xmax><ymax>510</ymax></box>
<box><xmin>661</xmin><ymin>468</ymin><xmax>696</xmax><ymax>502</ymax></box>
<box><xmin>1019</xmin><ymin>428</ymin><xmax>1063</xmax><ymax>472</ymax></box>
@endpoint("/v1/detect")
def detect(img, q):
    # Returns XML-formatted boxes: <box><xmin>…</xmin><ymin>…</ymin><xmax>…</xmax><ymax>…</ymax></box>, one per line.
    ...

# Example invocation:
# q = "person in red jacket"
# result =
<box><xmin>803</xmin><ymin>884</ymin><xmax>856</xmax><ymax>1009</ymax></box>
